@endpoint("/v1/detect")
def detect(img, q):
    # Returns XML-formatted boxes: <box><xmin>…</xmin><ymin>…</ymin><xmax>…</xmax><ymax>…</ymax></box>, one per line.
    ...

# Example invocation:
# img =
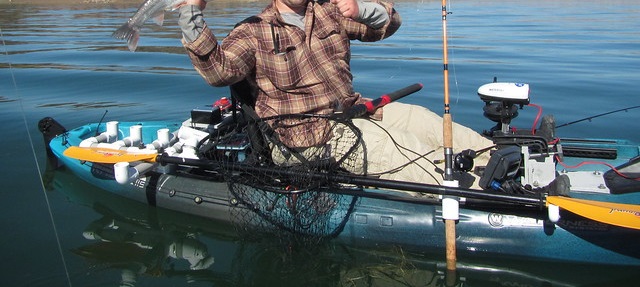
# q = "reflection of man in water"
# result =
<box><xmin>74</xmin><ymin>216</ymin><xmax>214</xmax><ymax>286</ymax></box>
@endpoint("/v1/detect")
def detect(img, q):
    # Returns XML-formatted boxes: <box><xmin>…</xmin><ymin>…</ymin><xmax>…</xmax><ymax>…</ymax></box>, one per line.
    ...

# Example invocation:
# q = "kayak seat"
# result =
<box><xmin>228</xmin><ymin>79</ymin><xmax>328</xmax><ymax>169</ymax></box>
<box><xmin>228</xmin><ymin>80</ymin><xmax>361</xmax><ymax>175</ymax></box>
<box><xmin>226</xmin><ymin>80</ymin><xmax>358</xmax><ymax>194</ymax></box>
<box><xmin>229</xmin><ymin>79</ymin><xmax>272</xmax><ymax>165</ymax></box>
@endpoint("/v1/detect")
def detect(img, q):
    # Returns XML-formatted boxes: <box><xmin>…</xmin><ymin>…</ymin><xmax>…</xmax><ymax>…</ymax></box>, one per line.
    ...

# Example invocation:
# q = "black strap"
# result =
<box><xmin>229</xmin><ymin>79</ymin><xmax>310</xmax><ymax>165</ymax></box>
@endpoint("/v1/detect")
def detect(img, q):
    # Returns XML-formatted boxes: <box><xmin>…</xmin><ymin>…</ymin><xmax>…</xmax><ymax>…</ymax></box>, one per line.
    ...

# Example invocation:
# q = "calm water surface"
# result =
<box><xmin>1</xmin><ymin>0</ymin><xmax>640</xmax><ymax>286</ymax></box>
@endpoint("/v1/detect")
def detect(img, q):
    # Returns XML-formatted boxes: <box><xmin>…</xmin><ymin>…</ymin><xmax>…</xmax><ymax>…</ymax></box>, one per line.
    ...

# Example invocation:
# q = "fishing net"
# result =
<box><xmin>207</xmin><ymin>113</ymin><xmax>364</xmax><ymax>242</ymax></box>
<box><xmin>228</xmin><ymin>185</ymin><xmax>359</xmax><ymax>244</ymax></box>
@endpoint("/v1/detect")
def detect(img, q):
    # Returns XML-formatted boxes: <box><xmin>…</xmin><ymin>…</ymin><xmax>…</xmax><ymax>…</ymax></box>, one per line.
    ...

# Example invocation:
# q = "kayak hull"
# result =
<box><xmin>45</xmin><ymin>119</ymin><xmax>640</xmax><ymax>266</ymax></box>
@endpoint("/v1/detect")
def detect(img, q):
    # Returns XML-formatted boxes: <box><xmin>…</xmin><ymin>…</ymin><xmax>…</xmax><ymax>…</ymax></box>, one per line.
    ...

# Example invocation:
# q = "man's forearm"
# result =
<box><xmin>178</xmin><ymin>5</ymin><xmax>206</xmax><ymax>42</ymax></box>
<box><xmin>356</xmin><ymin>1</ymin><xmax>389</xmax><ymax>29</ymax></box>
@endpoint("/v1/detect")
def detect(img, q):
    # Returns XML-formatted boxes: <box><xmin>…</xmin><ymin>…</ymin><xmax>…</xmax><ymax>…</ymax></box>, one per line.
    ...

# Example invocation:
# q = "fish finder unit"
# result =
<box><xmin>476</xmin><ymin>80</ymin><xmax>559</xmax><ymax>193</ymax></box>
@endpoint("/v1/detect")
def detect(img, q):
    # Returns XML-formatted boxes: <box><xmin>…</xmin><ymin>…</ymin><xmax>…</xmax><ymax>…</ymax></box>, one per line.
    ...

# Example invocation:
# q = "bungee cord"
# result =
<box><xmin>527</xmin><ymin>103</ymin><xmax>544</xmax><ymax>135</ymax></box>
<box><xmin>0</xmin><ymin>27</ymin><xmax>73</xmax><ymax>287</ymax></box>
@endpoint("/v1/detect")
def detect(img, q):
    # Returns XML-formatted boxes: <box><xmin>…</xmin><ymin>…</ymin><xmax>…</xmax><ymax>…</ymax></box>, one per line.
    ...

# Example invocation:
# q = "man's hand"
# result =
<box><xmin>175</xmin><ymin>0</ymin><xmax>207</xmax><ymax>10</ymax></box>
<box><xmin>330</xmin><ymin>0</ymin><xmax>359</xmax><ymax>19</ymax></box>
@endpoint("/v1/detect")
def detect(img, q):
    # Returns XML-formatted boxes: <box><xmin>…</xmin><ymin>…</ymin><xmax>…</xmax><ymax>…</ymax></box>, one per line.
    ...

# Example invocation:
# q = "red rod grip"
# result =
<box><xmin>345</xmin><ymin>83</ymin><xmax>423</xmax><ymax>119</ymax></box>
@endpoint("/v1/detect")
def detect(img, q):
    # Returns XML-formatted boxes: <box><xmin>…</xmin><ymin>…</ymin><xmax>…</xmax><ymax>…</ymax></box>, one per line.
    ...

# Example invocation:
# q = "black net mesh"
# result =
<box><xmin>228</xmin><ymin>185</ymin><xmax>358</xmax><ymax>243</ymax></box>
<box><xmin>206</xmin><ymin>113</ymin><xmax>364</xmax><ymax>242</ymax></box>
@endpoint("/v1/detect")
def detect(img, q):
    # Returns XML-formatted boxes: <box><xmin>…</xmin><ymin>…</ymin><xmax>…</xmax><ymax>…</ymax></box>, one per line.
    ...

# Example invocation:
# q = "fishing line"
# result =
<box><xmin>0</xmin><ymin>27</ymin><xmax>74</xmax><ymax>287</ymax></box>
<box><xmin>445</xmin><ymin>0</ymin><xmax>462</xmax><ymax>107</ymax></box>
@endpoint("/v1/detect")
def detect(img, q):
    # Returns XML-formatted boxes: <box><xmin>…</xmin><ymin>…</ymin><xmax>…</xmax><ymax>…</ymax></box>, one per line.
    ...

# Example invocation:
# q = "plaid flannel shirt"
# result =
<box><xmin>183</xmin><ymin>0</ymin><xmax>401</xmax><ymax>147</ymax></box>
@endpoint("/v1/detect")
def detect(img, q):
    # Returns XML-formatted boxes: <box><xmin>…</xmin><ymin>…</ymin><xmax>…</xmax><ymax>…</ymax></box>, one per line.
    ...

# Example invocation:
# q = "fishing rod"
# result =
<box><xmin>162</xmin><ymin>154</ymin><xmax>543</xmax><ymax>205</ymax></box>
<box><xmin>64</xmin><ymin>145</ymin><xmax>542</xmax><ymax>206</ymax></box>
<box><xmin>556</xmin><ymin>105</ymin><xmax>640</xmax><ymax>128</ymax></box>
<box><xmin>440</xmin><ymin>0</ymin><xmax>458</xmax><ymax>278</ymax></box>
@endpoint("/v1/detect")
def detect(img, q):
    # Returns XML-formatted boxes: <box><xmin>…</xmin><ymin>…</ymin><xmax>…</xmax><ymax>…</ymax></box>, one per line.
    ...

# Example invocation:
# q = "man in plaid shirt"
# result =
<box><xmin>177</xmin><ymin>0</ymin><xmax>493</xmax><ymax>188</ymax></box>
<box><xmin>179</xmin><ymin>0</ymin><xmax>399</xmax><ymax>147</ymax></box>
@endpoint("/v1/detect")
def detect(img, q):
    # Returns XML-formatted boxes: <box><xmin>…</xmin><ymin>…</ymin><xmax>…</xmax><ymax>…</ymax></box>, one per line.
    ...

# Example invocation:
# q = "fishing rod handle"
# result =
<box><xmin>345</xmin><ymin>83</ymin><xmax>424</xmax><ymax>119</ymax></box>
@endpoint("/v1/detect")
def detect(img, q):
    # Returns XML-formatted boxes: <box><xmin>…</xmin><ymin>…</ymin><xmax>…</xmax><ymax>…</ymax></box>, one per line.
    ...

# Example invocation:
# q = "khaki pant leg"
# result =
<box><xmin>355</xmin><ymin>102</ymin><xmax>494</xmax><ymax>189</ymax></box>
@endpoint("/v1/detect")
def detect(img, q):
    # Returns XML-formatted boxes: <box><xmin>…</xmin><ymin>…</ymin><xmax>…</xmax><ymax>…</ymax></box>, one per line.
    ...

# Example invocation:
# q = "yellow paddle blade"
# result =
<box><xmin>63</xmin><ymin>146</ymin><xmax>158</xmax><ymax>164</ymax></box>
<box><xmin>547</xmin><ymin>196</ymin><xmax>640</xmax><ymax>230</ymax></box>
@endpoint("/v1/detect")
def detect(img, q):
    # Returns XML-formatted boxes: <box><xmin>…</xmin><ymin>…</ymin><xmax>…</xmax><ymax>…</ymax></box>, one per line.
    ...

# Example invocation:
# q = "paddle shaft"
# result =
<box><xmin>157</xmin><ymin>154</ymin><xmax>543</xmax><ymax>207</ymax></box>
<box><xmin>62</xmin><ymin>146</ymin><xmax>640</xmax><ymax>229</ymax></box>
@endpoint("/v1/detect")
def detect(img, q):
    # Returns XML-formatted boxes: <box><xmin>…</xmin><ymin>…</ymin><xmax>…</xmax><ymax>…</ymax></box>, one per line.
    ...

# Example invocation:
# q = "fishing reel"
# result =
<box><xmin>453</xmin><ymin>149</ymin><xmax>476</xmax><ymax>172</ymax></box>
